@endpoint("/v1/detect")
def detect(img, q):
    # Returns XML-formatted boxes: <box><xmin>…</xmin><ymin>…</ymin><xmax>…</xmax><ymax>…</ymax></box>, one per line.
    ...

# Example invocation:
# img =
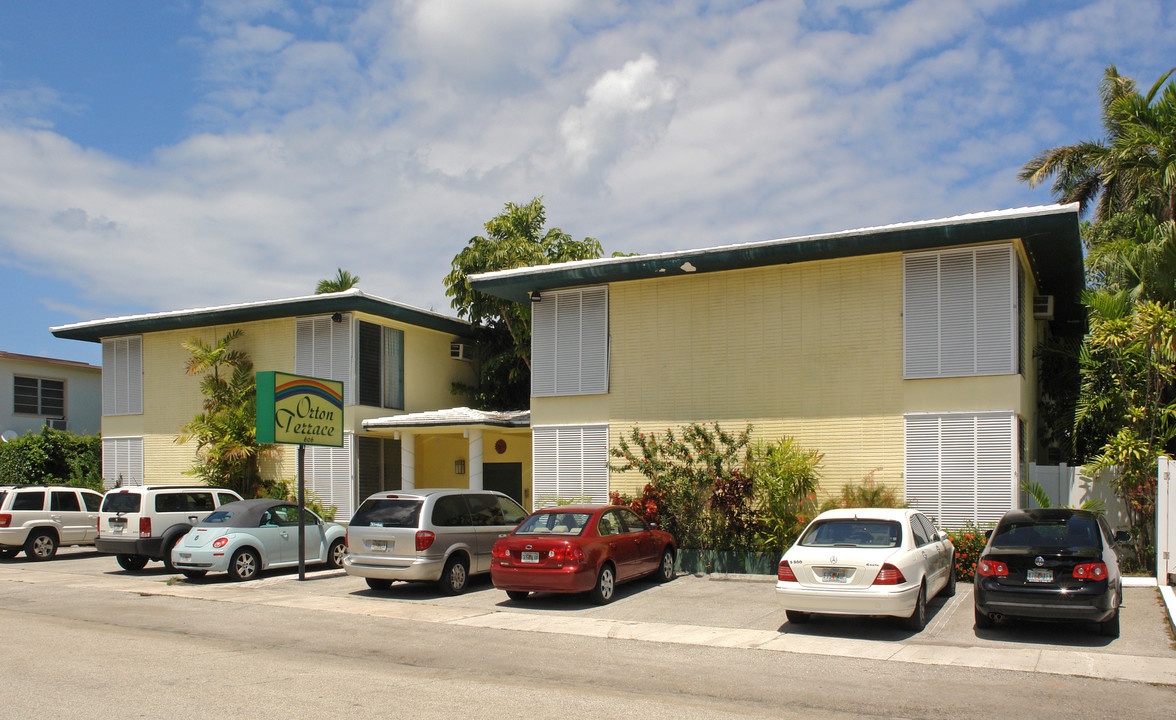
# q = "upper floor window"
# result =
<box><xmin>531</xmin><ymin>286</ymin><xmax>608</xmax><ymax>397</ymax></box>
<box><xmin>102</xmin><ymin>336</ymin><xmax>143</xmax><ymax>415</ymax></box>
<box><xmin>295</xmin><ymin>315</ymin><xmax>353</xmax><ymax>405</ymax></box>
<box><xmin>13</xmin><ymin>376</ymin><xmax>64</xmax><ymax>417</ymax></box>
<box><xmin>358</xmin><ymin>321</ymin><xmax>404</xmax><ymax>410</ymax></box>
<box><xmin>903</xmin><ymin>245</ymin><xmax>1018</xmax><ymax>378</ymax></box>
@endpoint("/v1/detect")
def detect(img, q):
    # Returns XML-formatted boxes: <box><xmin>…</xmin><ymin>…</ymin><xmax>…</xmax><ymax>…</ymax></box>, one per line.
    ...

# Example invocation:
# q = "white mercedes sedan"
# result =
<box><xmin>776</xmin><ymin>507</ymin><xmax>955</xmax><ymax>631</ymax></box>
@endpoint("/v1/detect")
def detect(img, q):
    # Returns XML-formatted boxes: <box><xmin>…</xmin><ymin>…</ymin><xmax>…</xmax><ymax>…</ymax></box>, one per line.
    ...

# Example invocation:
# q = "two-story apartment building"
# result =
<box><xmin>469</xmin><ymin>204</ymin><xmax>1085</xmax><ymax>527</ymax></box>
<box><xmin>50</xmin><ymin>290</ymin><xmax>533</xmax><ymax>520</ymax></box>
<box><xmin>1</xmin><ymin>351</ymin><xmax>101</xmax><ymax>438</ymax></box>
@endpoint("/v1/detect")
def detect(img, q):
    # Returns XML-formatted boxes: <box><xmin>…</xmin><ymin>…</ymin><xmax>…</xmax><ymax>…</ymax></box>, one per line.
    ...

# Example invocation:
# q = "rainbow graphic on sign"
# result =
<box><xmin>256</xmin><ymin>371</ymin><xmax>344</xmax><ymax>447</ymax></box>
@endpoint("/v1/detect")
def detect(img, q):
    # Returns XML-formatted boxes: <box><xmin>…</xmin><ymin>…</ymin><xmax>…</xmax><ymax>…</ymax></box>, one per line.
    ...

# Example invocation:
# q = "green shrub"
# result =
<box><xmin>818</xmin><ymin>470</ymin><xmax>903</xmax><ymax>512</ymax></box>
<box><xmin>265</xmin><ymin>480</ymin><xmax>338</xmax><ymax>522</ymax></box>
<box><xmin>745</xmin><ymin>438</ymin><xmax>821</xmax><ymax>554</ymax></box>
<box><xmin>0</xmin><ymin>429</ymin><xmax>102</xmax><ymax>490</ymax></box>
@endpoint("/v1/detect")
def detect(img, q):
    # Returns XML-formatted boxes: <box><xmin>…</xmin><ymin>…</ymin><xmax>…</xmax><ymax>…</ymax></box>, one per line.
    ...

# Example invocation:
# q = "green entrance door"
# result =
<box><xmin>483</xmin><ymin>463</ymin><xmax>523</xmax><ymax>505</ymax></box>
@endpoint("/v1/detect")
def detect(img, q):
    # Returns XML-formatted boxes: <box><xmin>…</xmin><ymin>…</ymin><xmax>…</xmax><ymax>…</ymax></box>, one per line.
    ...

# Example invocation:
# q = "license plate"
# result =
<box><xmin>1027</xmin><ymin>568</ymin><xmax>1053</xmax><ymax>583</ymax></box>
<box><xmin>521</xmin><ymin>551</ymin><xmax>540</xmax><ymax>564</ymax></box>
<box><xmin>370</xmin><ymin>540</ymin><xmax>387</xmax><ymax>552</ymax></box>
<box><xmin>822</xmin><ymin>568</ymin><xmax>848</xmax><ymax>583</ymax></box>
<box><xmin>178</xmin><ymin>553</ymin><xmax>191</xmax><ymax>560</ymax></box>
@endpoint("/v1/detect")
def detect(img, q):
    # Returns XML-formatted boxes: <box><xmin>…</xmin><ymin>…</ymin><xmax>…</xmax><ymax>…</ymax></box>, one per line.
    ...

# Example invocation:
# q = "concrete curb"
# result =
<box><xmin>1160</xmin><ymin>585</ymin><xmax>1176</xmax><ymax>638</ymax></box>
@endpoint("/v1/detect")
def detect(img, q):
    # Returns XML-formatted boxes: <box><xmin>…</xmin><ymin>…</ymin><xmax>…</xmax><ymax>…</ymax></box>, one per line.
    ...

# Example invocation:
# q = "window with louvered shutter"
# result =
<box><xmin>295</xmin><ymin>315</ymin><xmax>354</xmax><ymax>405</ymax></box>
<box><xmin>305</xmin><ymin>432</ymin><xmax>355</xmax><ymax>520</ymax></box>
<box><xmin>903</xmin><ymin>246</ymin><xmax>1017</xmax><ymax>378</ymax></box>
<box><xmin>101</xmin><ymin>336</ymin><xmax>143</xmax><ymax>416</ymax></box>
<box><xmin>531</xmin><ymin>286</ymin><xmax>608</xmax><ymax>397</ymax></box>
<box><xmin>102</xmin><ymin>437</ymin><xmax>144</xmax><ymax>488</ymax></box>
<box><xmin>531</xmin><ymin>424</ymin><xmax>609</xmax><ymax>509</ymax></box>
<box><xmin>903</xmin><ymin>412</ymin><xmax>1017</xmax><ymax>528</ymax></box>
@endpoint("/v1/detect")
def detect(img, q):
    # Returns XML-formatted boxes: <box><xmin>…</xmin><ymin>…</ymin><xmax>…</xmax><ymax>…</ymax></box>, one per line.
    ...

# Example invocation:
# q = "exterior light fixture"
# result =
<box><xmin>455</xmin><ymin>459</ymin><xmax>466</xmax><ymax>475</ymax></box>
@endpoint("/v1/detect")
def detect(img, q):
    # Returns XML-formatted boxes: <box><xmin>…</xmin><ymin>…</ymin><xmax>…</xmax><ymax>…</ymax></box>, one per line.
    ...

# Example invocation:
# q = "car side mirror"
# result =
<box><xmin>1114</xmin><ymin>530</ymin><xmax>1131</xmax><ymax>544</ymax></box>
<box><xmin>937</xmin><ymin>530</ymin><xmax>948</xmax><ymax>542</ymax></box>
<box><xmin>649</xmin><ymin>522</ymin><xmax>658</xmax><ymax>531</ymax></box>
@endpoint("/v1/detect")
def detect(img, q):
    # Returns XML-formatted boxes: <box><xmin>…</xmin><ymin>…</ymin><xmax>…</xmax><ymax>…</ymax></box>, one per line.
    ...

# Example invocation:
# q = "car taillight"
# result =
<box><xmin>491</xmin><ymin>544</ymin><xmax>511</xmax><ymax>559</ymax></box>
<box><xmin>1073</xmin><ymin>562</ymin><xmax>1108</xmax><ymax>581</ymax></box>
<box><xmin>872</xmin><ymin>563</ymin><xmax>906</xmax><ymax>585</ymax></box>
<box><xmin>549</xmin><ymin>544</ymin><xmax>586</xmax><ymax>564</ymax></box>
<box><xmin>139</xmin><ymin>518</ymin><xmax>152</xmax><ymax>538</ymax></box>
<box><xmin>778</xmin><ymin>560</ymin><xmax>797</xmax><ymax>582</ymax></box>
<box><xmin>212</xmin><ymin>537</ymin><xmax>228</xmax><ymax>549</ymax></box>
<box><xmin>976</xmin><ymin>559</ymin><xmax>1008</xmax><ymax>577</ymax></box>
<box><xmin>415</xmin><ymin>530</ymin><xmax>435</xmax><ymax>551</ymax></box>
<box><xmin>0</xmin><ymin>514</ymin><xmax>10</xmax><ymax>528</ymax></box>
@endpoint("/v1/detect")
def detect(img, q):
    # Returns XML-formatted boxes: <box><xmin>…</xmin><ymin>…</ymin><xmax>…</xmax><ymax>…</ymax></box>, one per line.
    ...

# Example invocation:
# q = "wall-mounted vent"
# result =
<box><xmin>450</xmin><ymin>343</ymin><xmax>474</xmax><ymax>361</ymax></box>
<box><xmin>48</xmin><ymin>418</ymin><xmax>67</xmax><ymax>431</ymax></box>
<box><xmin>1032</xmin><ymin>295</ymin><xmax>1054</xmax><ymax>320</ymax></box>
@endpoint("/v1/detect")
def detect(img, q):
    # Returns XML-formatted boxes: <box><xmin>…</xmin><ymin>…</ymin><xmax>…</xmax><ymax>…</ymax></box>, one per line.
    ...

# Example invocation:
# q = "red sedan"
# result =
<box><xmin>490</xmin><ymin>504</ymin><xmax>676</xmax><ymax>604</ymax></box>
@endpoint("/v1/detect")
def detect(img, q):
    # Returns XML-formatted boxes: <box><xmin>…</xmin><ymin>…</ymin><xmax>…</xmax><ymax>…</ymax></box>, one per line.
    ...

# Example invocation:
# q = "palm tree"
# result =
<box><xmin>316</xmin><ymin>268</ymin><xmax>360</xmax><ymax>294</ymax></box>
<box><xmin>1019</xmin><ymin>65</ymin><xmax>1175</xmax><ymax>223</ymax></box>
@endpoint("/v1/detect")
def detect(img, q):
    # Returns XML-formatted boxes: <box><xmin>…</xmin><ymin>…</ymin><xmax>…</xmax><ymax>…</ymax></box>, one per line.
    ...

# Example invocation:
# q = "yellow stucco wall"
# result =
<box><xmin>532</xmin><ymin>243</ymin><xmax>1044</xmax><ymax>500</ymax></box>
<box><xmin>100</xmin><ymin>313</ymin><xmax>475</xmax><ymax>485</ymax></box>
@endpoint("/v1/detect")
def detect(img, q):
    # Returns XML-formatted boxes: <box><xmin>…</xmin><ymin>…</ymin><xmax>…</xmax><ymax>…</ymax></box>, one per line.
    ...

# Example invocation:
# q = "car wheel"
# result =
<box><xmin>785</xmin><ymin>610</ymin><xmax>812</xmax><ymax>624</ymax></box>
<box><xmin>942</xmin><ymin>559</ymin><xmax>957</xmax><ymax>598</ymax></box>
<box><xmin>162</xmin><ymin>535</ymin><xmax>182</xmax><ymax>571</ymax></box>
<box><xmin>974</xmin><ymin>606</ymin><xmax>994</xmax><ymax>630</ymax></box>
<box><xmin>116</xmin><ymin>554</ymin><xmax>149</xmax><ymax>572</ymax></box>
<box><xmin>24</xmin><ymin>531</ymin><xmax>58</xmax><ymax>561</ymax></box>
<box><xmin>902</xmin><ymin>582</ymin><xmax>927</xmax><ymax>631</ymax></box>
<box><xmin>181</xmin><ymin>570</ymin><xmax>207</xmax><ymax>580</ymax></box>
<box><xmin>228</xmin><ymin>548</ymin><xmax>260</xmax><ymax>582</ymax></box>
<box><xmin>506</xmin><ymin>590</ymin><xmax>529</xmax><ymax>601</ymax></box>
<box><xmin>1100</xmin><ymin>593</ymin><xmax>1122</xmax><ymax>638</ymax></box>
<box><xmin>590</xmin><ymin>563</ymin><xmax>616</xmax><ymax>605</ymax></box>
<box><xmin>365</xmin><ymin>578</ymin><xmax>392</xmax><ymax>591</ymax></box>
<box><xmin>437</xmin><ymin>555</ymin><xmax>469</xmax><ymax>595</ymax></box>
<box><xmin>654</xmin><ymin>547</ymin><xmax>675</xmax><ymax>583</ymax></box>
<box><xmin>326</xmin><ymin>539</ymin><xmax>346</xmax><ymax>569</ymax></box>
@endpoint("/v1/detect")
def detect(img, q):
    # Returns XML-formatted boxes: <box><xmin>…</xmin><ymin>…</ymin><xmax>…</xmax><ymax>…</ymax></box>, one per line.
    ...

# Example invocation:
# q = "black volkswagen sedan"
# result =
<box><xmin>973</xmin><ymin>508</ymin><xmax>1130</xmax><ymax>637</ymax></box>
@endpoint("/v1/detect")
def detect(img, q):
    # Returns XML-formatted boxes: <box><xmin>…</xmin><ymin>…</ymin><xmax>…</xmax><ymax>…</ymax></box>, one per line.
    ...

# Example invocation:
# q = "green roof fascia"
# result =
<box><xmin>51</xmin><ymin>294</ymin><xmax>474</xmax><ymax>343</ymax></box>
<box><xmin>469</xmin><ymin>208</ymin><xmax>1086</xmax><ymax>333</ymax></box>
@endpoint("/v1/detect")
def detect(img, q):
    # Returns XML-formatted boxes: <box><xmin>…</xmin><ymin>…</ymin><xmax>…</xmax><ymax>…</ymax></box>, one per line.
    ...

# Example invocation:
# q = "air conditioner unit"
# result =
<box><xmin>450</xmin><ymin>343</ymin><xmax>474</xmax><ymax>361</ymax></box>
<box><xmin>48</xmin><ymin>418</ymin><xmax>67</xmax><ymax>431</ymax></box>
<box><xmin>1032</xmin><ymin>295</ymin><xmax>1054</xmax><ymax>320</ymax></box>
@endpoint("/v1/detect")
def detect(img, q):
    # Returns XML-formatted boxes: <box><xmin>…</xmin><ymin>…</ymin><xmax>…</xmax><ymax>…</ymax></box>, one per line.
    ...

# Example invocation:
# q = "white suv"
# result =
<box><xmin>96</xmin><ymin>485</ymin><xmax>243</xmax><ymax>571</ymax></box>
<box><xmin>0</xmin><ymin>484</ymin><xmax>105</xmax><ymax>560</ymax></box>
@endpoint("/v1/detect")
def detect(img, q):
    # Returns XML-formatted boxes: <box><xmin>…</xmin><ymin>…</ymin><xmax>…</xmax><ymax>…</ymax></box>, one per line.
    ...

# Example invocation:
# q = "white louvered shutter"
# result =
<box><xmin>903</xmin><ymin>255</ymin><xmax>939</xmax><ymax>377</ymax></box>
<box><xmin>532</xmin><ymin>287</ymin><xmax>608</xmax><ymax>397</ymax></box>
<box><xmin>975</xmin><ymin>246</ymin><xmax>1015</xmax><ymax>375</ymax></box>
<box><xmin>531</xmin><ymin>427</ymin><xmax>559</xmax><ymax>508</ymax></box>
<box><xmin>938</xmin><ymin>251</ymin><xmax>975</xmax><ymax>376</ymax></box>
<box><xmin>531</xmin><ymin>298</ymin><xmax>556</xmax><ymax>397</ymax></box>
<box><xmin>102</xmin><ymin>337</ymin><xmax>143</xmax><ymax>415</ymax></box>
<box><xmin>975</xmin><ymin>413</ymin><xmax>1017</xmax><ymax>526</ymax></box>
<box><xmin>102</xmin><ymin>437</ymin><xmax>144</xmax><ymax>489</ymax></box>
<box><xmin>580</xmin><ymin>287</ymin><xmax>609</xmax><ymax>395</ymax></box>
<box><xmin>296</xmin><ymin>315</ymin><xmax>354</xmax><ymax>405</ymax></box>
<box><xmin>305</xmin><ymin>432</ymin><xmax>355</xmax><ymax>521</ymax></box>
<box><xmin>903</xmin><ymin>415</ymin><xmax>941</xmax><ymax>519</ymax></box>
<box><xmin>531</xmin><ymin>424</ymin><xmax>609</xmax><ymax>510</ymax></box>
<box><xmin>554</xmin><ymin>292</ymin><xmax>583</xmax><ymax>395</ymax></box>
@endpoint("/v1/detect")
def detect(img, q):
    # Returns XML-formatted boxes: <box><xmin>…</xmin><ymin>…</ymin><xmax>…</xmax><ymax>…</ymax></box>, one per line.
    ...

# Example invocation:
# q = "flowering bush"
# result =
<box><xmin>945</xmin><ymin>524</ymin><xmax>990</xmax><ymax>583</ymax></box>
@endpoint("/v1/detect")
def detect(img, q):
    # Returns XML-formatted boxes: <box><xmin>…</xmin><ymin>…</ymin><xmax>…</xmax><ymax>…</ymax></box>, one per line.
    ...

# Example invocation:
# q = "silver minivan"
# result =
<box><xmin>343</xmin><ymin>488</ymin><xmax>528</xmax><ymax>594</ymax></box>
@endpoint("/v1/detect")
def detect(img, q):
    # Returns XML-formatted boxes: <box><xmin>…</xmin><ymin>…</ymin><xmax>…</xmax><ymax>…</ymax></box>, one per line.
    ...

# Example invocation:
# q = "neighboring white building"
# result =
<box><xmin>0</xmin><ymin>351</ymin><xmax>102</xmax><ymax>438</ymax></box>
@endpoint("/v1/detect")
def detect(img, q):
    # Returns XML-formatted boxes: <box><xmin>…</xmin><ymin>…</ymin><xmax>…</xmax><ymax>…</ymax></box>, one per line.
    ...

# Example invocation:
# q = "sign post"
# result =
<box><xmin>256</xmin><ymin>371</ymin><xmax>344</xmax><ymax>581</ymax></box>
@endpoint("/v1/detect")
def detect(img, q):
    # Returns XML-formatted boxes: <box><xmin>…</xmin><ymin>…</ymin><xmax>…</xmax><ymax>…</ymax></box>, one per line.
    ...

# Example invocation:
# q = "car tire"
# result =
<box><xmin>365</xmin><ymin>578</ymin><xmax>392</xmax><ymax>591</ymax></box>
<box><xmin>181</xmin><ymin>570</ymin><xmax>207</xmax><ymax>580</ymax></box>
<box><xmin>24</xmin><ymin>531</ymin><xmax>58</xmax><ymax>561</ymax></box>
<box><xmin>228</xmin><ymin>548</ymin><xmax>260</xmax><ymax>582</ymax></box>
<box><xmin>785</xmin><ymin>610</ymin><xmax>812</xmax><ymax>624</ymax></box>
<box><xmin>506</xmin><ymin>590</ymin><xmax>529</xmax><ymax>601</ymax></box>
<box><xmin>903</xmin><ymin>582</ymin><xmax>927</xmax><ymax>631</ymax></box>
<box><xmin>116</xmin><ymin>554</ymin><xmax>149</xmax><ymax>572</ymax></box>
<box><xmin>590</xmin><ymin>563</ymin><xmax>616</xmax><ymax>605</ymax></box>
<box><xmin>942</xmin><ymin>560</ymin><xmax>957</xmax><ymax>598</ymax></box>
<box><xmin>437</xmin><ymin>555</ymin><xmax>469</xmax><ymax>595</ymax></box>
<box><xmin>1100</xmin><ymin>593</ymin><xmax>1121</xmax><ymax>638</ymax></box>
<box><xmin>974</xmin><ymin>606</ymin><xmax>994</xmax><ymax>630</ymax></box>
<box><xmin>326</xmin><ymin>539</ymin><xmax>346</xmax><ymax>569</ymax></box>
<box><xmin>162</xmin><ymin>535</ymin><xmax>182</xmax><ymax>571</ymax></box>
<box><xmin>654</xmin><ymin>547</ymin><xmax>675</xmax><ymax>583</ymax></box>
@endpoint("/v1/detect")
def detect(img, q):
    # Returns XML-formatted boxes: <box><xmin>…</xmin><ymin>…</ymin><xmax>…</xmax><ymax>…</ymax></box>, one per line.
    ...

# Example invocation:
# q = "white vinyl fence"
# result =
<box><xmin>1159</xmin><ymin>457</ymin><xmax>1175</xmax><ymax>584</ymax></box>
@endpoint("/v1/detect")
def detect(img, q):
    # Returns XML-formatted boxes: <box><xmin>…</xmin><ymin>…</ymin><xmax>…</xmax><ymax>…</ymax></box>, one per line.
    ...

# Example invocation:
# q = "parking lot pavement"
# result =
<box><xmin>5</xmin><ymin>548</ymin><xmax>1176</xmax><ymax>685</ymax></box>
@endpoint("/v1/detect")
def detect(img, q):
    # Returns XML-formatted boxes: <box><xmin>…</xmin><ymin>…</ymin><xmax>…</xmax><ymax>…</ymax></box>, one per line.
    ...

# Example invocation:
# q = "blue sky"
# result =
<box><xmin>1</xmin><ymin>0</ymin><xmax>1174</xmax><ymax>367</ymax></box>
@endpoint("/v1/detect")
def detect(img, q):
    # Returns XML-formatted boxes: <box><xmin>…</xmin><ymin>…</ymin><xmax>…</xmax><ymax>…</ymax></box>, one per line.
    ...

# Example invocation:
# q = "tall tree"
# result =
<box><xmin>444</xmin><ymin>198</ymin><xmax>604</xmax><ymax>408</ymax></box>
<box><xmin>177</xmin><ymin>329</ymin><xmax>277</xmax><ymax>497</ymax></box>
<box><xmin>316</xmin><ymin>268</ymin><xmax>360</xmax><ymax>294</ymax></box>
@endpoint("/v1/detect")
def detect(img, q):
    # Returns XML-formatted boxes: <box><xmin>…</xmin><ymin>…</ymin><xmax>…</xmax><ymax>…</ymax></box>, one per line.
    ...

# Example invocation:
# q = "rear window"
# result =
<box><xmin>799</xmin><ymin>519</ymin><xmax>902</xmax><ymax>548</ymax></box>
<box><xmin>991</xmin><ymin>515</ymin><xmax>1101</xmax><ymax>550</ymax></box>
<box><xmin>0</xmin><ymin>491</ymin><xmax>7</xmax><ymax>507</ymax></box>
<box><xmin>515</xmin><ymin>511</ymin><xmax>590</xmax><ymax>536</ymax></box>
<box><xmin>102</xmin><ymin>492</ymin><xmax>142</xmax><ymax>513</ymax></box>
<box><xmin>351</xmin><ymin>498</ymin><xmax>423</xmax><ymax>528</ymax></box>
<box><xmin>203</xmin><ymin>510</ymin><xmax>236</xmax><ymax>524</ymax></box>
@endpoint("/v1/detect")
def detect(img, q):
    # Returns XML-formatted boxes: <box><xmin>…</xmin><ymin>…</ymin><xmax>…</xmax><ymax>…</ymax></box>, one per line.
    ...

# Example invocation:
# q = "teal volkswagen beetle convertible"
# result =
<box><xmin>171</xmin><ymin>499</ymin><xmax>346</xmax><ymax>581</ymax></box>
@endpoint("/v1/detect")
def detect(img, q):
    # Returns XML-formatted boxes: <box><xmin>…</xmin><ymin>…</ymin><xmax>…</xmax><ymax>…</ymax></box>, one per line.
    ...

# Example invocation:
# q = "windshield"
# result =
<box><xmin>991</xmin><ymin>516</ymin><xmax>1100</xmax><ymax>550</ymax></box>
<box><xmin>350</xmin><ymin>499</ymin><xmax>423</xmax><ymax>528</ymax></box>
<box><xmin>515</xmin><ymin>511</ymin><xmax>591</xmax><ymax>536</ymax></box>
<box><xmin>799</xmin><ymin>519</ymin><xmax>902</xmax><ymax>548</ymax></box>
<box><xmin>101</xmin><ymin>493</ymin><xmax>141</xmax><ymax>513</ymax></box>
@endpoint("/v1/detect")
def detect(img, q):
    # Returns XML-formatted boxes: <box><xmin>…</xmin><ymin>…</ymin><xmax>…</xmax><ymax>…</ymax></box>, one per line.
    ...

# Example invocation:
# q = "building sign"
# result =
<box><xmin>256</xmin><ymin>371</ymin><xmax>343</xmax><ymax>447</ymax></box>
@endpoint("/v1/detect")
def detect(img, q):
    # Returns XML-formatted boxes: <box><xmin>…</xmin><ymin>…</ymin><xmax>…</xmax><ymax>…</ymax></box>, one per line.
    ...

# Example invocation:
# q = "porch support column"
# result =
<box><xmin>468</xmin><ymin>428</ymin><xmax>483</xmax><ymax>491</ymax></box>
<box><xmin>399</xmin><ymin>431</ymin><xmax>415</xmax><ymax>490</ymax></box>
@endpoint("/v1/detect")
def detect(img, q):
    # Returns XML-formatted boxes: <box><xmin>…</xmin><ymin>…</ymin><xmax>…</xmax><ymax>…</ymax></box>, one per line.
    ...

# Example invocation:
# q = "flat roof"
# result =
<box><xmin>50</xmin><ymin>289</ymin><xmax>473</xmax><ymax>343</ymax></box>
<box><xmin>363</xmin><ymin>407</ymin><xmax>530</xmax><ymax>430</ymax></box>
<box><xmin>469</xmin><ymin>203</ymin><xmax>1086</xmax><ymax>331</ymax></box>
<box><xmin>0</xmin><ymin>351</ymin><xmax>101</xmax><ymax>371</ymax></box>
